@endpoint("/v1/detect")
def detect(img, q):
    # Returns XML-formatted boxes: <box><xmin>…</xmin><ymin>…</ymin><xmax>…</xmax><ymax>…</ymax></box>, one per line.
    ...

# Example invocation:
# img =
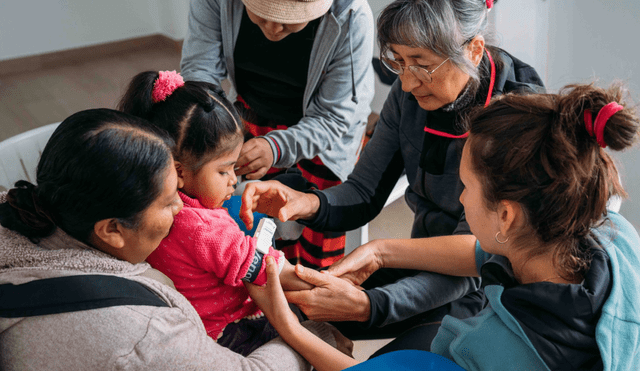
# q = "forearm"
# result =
<box><xmin>376</xmin><ymin>235</ymin><xmax>479</xmax><ymax>277</ymax></box>
<box><xmin>280</xmin><ymin>261</ymin><xmax>313</xmax><ymax>291</ymax></box>
<box><xmin>301</xmin><ymin>153</ymin><xmax>405</xmax><ymax>232</ymax></box>
<box><xmin>279</xmin><ymin>322</ymin><xmax>357</xmax><ymax>371</ymax></box>
<box><xmin>367</xmin><ymin>273</ymin><xmax>481</xmax><ymax>327</ymax></box>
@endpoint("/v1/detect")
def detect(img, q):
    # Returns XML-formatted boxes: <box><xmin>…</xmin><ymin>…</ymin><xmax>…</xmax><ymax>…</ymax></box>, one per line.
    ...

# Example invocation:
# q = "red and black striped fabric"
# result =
<box><xmin>235</xmin><ymin>98</ymin><xmax>345</xmax><ymax>269</ymax></box>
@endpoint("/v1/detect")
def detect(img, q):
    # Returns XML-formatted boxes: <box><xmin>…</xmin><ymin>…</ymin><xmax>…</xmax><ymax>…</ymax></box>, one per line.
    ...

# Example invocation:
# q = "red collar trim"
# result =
<box><xmin>423</xmin><ymin>49</ymin><xmax>496</xmax><ymax>139</ymax></box>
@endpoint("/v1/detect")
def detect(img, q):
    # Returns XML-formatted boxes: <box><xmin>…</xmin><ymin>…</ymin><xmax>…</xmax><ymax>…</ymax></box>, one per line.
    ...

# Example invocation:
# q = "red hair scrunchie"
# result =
<box><xmin>152</xmin><ymin>70</ymin><xmax>185</xmax><ymax>103</ymax></box>
<box><xmin>584</xmin><ymin>102</ymin><xmax>624</xmax><ymax>148</ymax></box>
<box><xmin>486</xmin><ymin>0</ymin><xmax>494</xmax><ymax>9</ymax></box>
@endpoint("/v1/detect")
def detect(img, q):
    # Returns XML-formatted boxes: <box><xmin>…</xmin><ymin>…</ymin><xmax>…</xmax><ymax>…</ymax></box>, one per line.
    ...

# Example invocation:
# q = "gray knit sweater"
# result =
<box><xmin>0</xmin><ymin>194</ymin><xmax>336</xmax><ymax>370</ymax></box>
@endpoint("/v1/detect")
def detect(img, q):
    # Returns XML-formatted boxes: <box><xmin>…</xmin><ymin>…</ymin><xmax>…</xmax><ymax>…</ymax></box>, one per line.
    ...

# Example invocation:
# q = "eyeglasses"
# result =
<box><xmin>380</xmin><ymin>56</ymin><xmax>450</xmax><ymax>83</ymax></box>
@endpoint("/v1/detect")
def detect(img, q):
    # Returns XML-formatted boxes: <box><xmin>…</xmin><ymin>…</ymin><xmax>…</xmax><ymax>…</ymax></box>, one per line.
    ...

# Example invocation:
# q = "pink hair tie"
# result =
<box><xmin>584</xmin><ymin>102</ymin><xmax>623</xmax><ymax>148</ymax></box>
<box><xmin>486</xmin><ymin>0</ymin><xmax>494</xmax><ymax>10</ymax></box>
<box><xmin>152</xmin><ymin>70</ymin><xmax>185</xmax><ymax>103</ymax></box>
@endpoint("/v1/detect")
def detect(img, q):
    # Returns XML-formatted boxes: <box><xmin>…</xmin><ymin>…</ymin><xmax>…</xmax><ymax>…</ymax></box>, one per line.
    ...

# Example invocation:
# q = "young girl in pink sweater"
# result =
<box><xmin>118</xmin><ymin>70</ymin><xmax>311</xmax><ymax>356</ymax></box>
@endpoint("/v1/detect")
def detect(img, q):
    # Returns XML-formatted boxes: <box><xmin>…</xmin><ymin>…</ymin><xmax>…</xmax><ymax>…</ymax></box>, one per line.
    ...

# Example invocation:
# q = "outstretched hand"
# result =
<box><xmin>285</xmin><ymin>265</ymin><xmax>371</xmax><ymax>323</ymax></box>
<box><xmin>240</xmin><ymin>180</ymin><xmax>320</xmax><ymax>231</ymax></box>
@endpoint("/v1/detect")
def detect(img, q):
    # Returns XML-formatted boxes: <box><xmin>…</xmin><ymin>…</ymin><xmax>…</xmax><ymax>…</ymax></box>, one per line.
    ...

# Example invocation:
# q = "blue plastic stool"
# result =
<box><xmin>344</xmin><ymin>350</ymin><xmax>465</xmax><ymax>371</ymax></box>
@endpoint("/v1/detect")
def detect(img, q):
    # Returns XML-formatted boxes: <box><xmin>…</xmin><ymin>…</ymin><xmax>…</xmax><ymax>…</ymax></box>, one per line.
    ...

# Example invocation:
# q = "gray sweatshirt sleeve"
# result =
<box><xmin>265</xmin><ymin>4</ymin><xmax>375</xmax><ymax>174</ymax></box>
<box><xmin>180</xmin><ymin>0</ymin><xmax>227</xmax><ymax>85</ymax></box>
<box><xmin>0</xmin><ymin>305</ymin><xmax>336</xmax><ymax>370</ymax></box>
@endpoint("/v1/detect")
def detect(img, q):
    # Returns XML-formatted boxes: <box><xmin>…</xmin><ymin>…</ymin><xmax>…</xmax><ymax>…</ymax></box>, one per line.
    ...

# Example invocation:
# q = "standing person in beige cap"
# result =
<box><xmin>180</xmin><ymin>0</ymin><xmax>375</xmax><ymax>270</ymax></box>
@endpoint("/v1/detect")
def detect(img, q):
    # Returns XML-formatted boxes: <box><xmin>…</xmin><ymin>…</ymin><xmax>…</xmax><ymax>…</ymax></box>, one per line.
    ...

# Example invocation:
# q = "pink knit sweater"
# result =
<box><xmin>146</xmin><ymin>192</ymin><xmax>284</xmax><ymax>339</ymax></box>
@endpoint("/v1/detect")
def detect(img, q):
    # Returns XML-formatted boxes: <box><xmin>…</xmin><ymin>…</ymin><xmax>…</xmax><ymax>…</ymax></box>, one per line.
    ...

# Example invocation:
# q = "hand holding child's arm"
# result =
<box><xmin>279</xmin><ymin>260</ymin><xmax>314</xmax><ymax>291</ymax></box>
<box><xmin>245</xmin><ymin>256</ymin><xmax>358</xmax><ymax>371</ymax></box>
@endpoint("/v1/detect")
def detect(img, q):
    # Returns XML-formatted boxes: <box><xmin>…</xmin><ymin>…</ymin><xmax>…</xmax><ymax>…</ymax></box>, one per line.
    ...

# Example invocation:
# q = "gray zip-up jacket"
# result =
<box><xmin>180</xmin><ymin>0</ymin><xmax>375</xmax><ymax>181</ymax></box>
<box><xmin>0</xmin><ymin>196</ymin><xmax>336</xmax><ymax>370</ymax></box>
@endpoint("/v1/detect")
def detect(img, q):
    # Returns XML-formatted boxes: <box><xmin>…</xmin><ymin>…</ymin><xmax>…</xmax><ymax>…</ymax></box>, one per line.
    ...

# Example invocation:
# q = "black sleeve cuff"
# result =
<box><xmin>360</xmin><ymin>289</ymin><xmax>390</xmax><ymax>329</ymax></box>
<box><xmin>242</xmin><ymin>250</ymin><xmax>265</xmax><ymax>283</ymax></box>
<box><xmin>296</xmin><ymin>189</ymin><xmax>329</xmax><ymax>231</ymax></box>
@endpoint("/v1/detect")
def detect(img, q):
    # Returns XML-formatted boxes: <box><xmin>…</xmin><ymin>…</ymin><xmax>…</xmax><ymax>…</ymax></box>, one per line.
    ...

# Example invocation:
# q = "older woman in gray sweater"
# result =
<box><xmin>0</xmin><ymin>109</ymin><xmax>339</xmax><ymax>370</ymax></box>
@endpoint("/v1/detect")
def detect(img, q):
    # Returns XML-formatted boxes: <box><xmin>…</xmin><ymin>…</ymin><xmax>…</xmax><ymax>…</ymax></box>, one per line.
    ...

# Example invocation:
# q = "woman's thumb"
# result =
<box><xmin>265</xmin><ymin>256</ymin><xmax>281</xmax><ymax>286</ymax></box>
<box><xmin>295</xmin><ymin>264</ymin><xmax>327</xmax><ymax>286</ymax></box>
<box><xmin>326</xmin><ymin>260</ymin><xmax>348</xmax><ymax>277</ymax></box>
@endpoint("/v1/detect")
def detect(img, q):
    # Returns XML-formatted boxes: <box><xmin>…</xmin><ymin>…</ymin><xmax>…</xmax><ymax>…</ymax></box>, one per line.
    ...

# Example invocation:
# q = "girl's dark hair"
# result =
<box><xmin>466</xmin><ymin>82</ymin><xmax>639</xmax><ymax>280</ymax></box>
<box><xmin>0</xmin><ymin>108</ymin><xmax>175</xmax><ymax>243</ymax></box>
<box><xmin>118</xmin><ymin>71</ymin><xmax>243</xmax><ymax>171</ymax></box>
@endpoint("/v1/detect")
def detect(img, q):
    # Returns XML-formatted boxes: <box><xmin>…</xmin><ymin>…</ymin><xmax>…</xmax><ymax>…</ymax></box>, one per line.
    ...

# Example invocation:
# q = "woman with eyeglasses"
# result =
<box><xmin>240</xmin><ymin>0</ymin><xmax>544</xmax><ymax>341</ymax></box>
<box><xmin>246</xmin><ymin>82</ymin><xmax>640</xmax><ymax>371</ymax></box>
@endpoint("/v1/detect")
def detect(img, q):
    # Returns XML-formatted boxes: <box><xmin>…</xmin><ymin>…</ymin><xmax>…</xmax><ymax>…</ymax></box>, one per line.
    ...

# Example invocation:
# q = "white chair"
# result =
<box><xmin>0</xmin><ymin>123</ymin><xmax>60</xmax><ymax>191</ymax></box>
<box><xmin>607</xmin><ymin>172</ymin><xmax>623</xmax><ymax>213</ymax></box>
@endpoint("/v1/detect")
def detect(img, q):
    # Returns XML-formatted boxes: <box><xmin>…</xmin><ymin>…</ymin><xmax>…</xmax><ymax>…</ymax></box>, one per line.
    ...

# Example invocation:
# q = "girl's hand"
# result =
<box><xmin>325</xmin><ymin>239</ymin><xmax>385</xmax><ymax>286</ymax></box>
<box><xmin>245</xmin><ymin>256</ymin><xmax>300</xmax><ymax>333</ymax></box>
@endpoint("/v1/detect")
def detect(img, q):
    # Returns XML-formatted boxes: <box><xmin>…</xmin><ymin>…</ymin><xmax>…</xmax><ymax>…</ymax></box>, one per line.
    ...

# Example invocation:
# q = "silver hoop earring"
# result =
<box><xmin>495</xmin><ymin>231</ymin><xmax>509</xmax><ymax>244</ymax></box>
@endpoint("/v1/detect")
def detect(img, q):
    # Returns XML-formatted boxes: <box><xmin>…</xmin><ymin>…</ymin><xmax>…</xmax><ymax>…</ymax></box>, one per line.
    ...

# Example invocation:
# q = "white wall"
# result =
<box><xmin>494</xmin><ymin>0</ymin><xmax>640</xmax><ymax>229</ymax></box>
<box><xmin>490</xmin><ymin>0</ymin><xmax>550</xmax><ymax>86</ymax></box>
<box><xmin>0</xmin><ymin>0</ymin><xmax>190</xmax><ymax>62</ymax></box>
<box><xmin>367</xmin><ymin>0</ymin><xmax>393</xmax><ymax>114</ymax></box>
<box><xmin>156</xmin><ymin>0</ymin><xmax>190</xmax><ymax>40</ymax></box>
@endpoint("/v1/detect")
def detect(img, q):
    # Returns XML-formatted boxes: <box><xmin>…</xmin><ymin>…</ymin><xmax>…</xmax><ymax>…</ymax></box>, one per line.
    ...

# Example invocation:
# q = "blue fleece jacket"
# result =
<box><xmin>431</xmin><ymin>212</ymin><xmax>640</xmax><ymax>370</ymax></box>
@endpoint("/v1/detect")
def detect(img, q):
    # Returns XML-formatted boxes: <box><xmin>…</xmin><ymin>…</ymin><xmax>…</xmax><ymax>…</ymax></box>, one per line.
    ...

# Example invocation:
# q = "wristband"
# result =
<box><xmin>242</xmin><ymin>218</ymin><xmax>277</xmax><ymax>283</ymax></box>
<box><xmin>254</xmin><ymin>218</ymin><xmax>276</xmax><ymax>255</ymax></box>
<box><xmin>242</xmin><ymin>250</ymin><xmax>264</xmax><ymax>283</ymax></box>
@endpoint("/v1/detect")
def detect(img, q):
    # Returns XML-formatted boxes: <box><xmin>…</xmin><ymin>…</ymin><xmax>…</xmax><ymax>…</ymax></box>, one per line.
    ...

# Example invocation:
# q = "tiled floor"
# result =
<box><xmin>352</xmin><ymin>338</ymin><xmax>394</xmax><ymax>362</ymax></box>
<box><xmin>0</xmin><ymin>41</ymin><xmax>181</xmax><ymax>142</ymax></box>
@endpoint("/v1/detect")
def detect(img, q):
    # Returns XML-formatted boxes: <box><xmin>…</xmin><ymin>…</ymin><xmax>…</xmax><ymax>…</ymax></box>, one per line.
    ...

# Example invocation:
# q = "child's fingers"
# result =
<box><xmin>239</xmin><ymin>191</ymin><xmax>258</xmax><ymax>230</ymax></box>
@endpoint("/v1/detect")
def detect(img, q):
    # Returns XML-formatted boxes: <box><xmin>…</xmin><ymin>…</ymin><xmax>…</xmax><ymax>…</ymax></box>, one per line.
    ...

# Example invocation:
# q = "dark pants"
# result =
<box><xmin>217</xmin><ymin>316</ymin><xmax>279</xmax><ymax>356</ymax></box>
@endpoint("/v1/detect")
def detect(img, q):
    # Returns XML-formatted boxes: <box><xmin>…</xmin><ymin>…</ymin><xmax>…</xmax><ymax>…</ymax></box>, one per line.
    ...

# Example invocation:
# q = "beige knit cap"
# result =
<box><xmin>241</xmin><ymin>0</ymin><xmax>333</xmax><ymax>24</ymax></box>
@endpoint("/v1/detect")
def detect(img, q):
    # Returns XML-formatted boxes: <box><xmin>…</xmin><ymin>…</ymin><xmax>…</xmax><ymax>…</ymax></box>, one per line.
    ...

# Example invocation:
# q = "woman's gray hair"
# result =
<box><xmin>378</xmin><ymin>0</ymin><xmax>495</xmax><ymax>82</ymax></box>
